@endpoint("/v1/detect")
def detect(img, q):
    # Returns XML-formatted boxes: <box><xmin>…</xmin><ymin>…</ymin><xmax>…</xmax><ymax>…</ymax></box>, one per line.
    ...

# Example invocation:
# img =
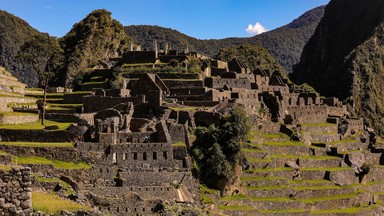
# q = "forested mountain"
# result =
<box><xmin>124</xmin><ymin>6</ymin><xmax>325</xmax><ymax>73</ymax></box>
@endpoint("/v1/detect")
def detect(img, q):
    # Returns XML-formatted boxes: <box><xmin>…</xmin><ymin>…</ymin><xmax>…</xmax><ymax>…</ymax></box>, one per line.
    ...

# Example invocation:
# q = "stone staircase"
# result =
<box><xmin>217</xmin><ymin>123</ymin><xmax>384</xmax><ymax>215</ymax></box>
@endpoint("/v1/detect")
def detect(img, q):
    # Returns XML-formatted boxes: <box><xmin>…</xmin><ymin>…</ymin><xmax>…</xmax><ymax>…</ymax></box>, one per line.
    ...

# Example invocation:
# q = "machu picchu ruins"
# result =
<box><xmin>2</xmin><ymin>1</ymin><xmax>384</xmax><ymax>215</ymax></box>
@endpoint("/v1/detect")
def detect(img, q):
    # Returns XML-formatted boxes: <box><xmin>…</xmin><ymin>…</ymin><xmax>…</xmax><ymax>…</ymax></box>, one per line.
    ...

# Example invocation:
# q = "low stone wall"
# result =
<box><xmin>0</xmin><ymin>129</ymin><xmax>76</xmax><ymax>142</ymax></box>
<box><xmin>0</xmin><ymin>97</ymin><xmax>36</xmax><ymax>112</ymax></box>
<box><xmin>0</xmin><ymin>167</ymin><xmax>32</xmax><ymax>215</ymax></box>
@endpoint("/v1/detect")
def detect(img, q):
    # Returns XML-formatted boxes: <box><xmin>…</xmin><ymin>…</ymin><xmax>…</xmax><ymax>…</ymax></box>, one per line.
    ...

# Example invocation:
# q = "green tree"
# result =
<box><xmin>18</xmin><ymin>33</ymin><xmax>64</xmax><ymax>125</ymax></box>
<box><xmin>191</xmin><ymin>106</ymin><xmax>250</xmax><ymax>189</ymax></box>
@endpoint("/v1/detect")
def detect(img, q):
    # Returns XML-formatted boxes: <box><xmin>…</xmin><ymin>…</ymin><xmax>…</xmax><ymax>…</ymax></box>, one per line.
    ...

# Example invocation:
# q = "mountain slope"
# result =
<box><xmin>124</xmin><ymin>6</ymin><xmax>325</xmax><ymax>73</ymax></box>
<box><xmin>0</xmin><ymin>10</ymin><xmax>42</xmax><ymax>87</ymax></box>
<box><xmin>60</xmin><ymin>9</ymin><xmax>131</xmax><ymax>87</ymax></box>
<box><xmin>291</xmin><ymin>0</ymin><xmax>384</xmax><ymax>135</ymax></box>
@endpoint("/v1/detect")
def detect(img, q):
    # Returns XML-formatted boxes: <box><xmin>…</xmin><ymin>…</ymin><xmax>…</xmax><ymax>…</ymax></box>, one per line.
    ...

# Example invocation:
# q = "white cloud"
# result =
<box><xmin>246</xmin><ymin>22</ymin><xmax>267</xmax><ymax>35</ymax></box>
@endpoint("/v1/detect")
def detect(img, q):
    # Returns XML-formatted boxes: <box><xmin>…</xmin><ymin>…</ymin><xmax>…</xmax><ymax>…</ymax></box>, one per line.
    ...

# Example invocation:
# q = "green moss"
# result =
<box><xmin>260</xmin><ymin>141</ymin><xmax>305</xmax><ymax>147</ymax></box>
<box><xmin>32</xmin><ymin>191</ymin><xmax>91</xmax><ymax>214</ymax></box>
<box><xmin>247</xmin><ymin>157</ymin><xmax>272</xmax><ymax>163</ymax></box>
<box><xmin>221</xmin><ymin>194</ymin><xmax>293</xmax><ymax>202</ymax></box>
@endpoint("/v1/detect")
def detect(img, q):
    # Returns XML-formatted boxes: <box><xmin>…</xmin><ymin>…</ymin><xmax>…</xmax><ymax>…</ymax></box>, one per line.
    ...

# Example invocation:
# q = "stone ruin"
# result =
<box><xmin>0</xmin><ymin>42</ymin><xmax>381</xmax><ymax>215</ymax></box>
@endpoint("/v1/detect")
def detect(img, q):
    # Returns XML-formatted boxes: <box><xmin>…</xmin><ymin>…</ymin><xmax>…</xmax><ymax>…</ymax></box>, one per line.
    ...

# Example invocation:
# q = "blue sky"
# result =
<box><xmin>0</xmin><ymin>0</ymin><xmax>329</xmax><ymax>39</ymax></box>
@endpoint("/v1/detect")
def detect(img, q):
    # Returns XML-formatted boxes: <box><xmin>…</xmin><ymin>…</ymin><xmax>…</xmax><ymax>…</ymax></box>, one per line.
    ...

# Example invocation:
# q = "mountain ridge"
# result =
<box><xmin>124</xmin><ymin>5</ymin><xmax>325</xmax><ymax>73</ymax></box>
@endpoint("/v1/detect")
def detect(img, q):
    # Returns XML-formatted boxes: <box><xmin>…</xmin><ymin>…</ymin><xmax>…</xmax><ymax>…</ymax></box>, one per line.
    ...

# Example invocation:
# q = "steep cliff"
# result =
<box><xmin>291</xmin><ymin>0</ymin><xmax>384</xmax><ymax>135</ymax></box>
<box><xmin>61</xmin><ymin>9</ymin><xmax>131</xmax><ymax>87</ymax></box>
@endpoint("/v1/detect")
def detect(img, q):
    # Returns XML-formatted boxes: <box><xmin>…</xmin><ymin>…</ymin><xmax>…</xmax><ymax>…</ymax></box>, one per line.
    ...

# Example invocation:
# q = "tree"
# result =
<box><xmin>191</xmin><ymin>105</ymin><xmax>250</xmax><ymax>189</ymax></box>
<box><xmin>18</xmin><ymin>33</ymin><xmax>64</xmax><ymax>125</ymax></box>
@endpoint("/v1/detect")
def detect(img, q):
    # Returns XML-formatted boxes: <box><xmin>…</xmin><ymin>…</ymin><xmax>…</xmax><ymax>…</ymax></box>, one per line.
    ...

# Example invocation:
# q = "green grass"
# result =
<box><xmin>217</xmin><ymin>205</ymin><xmax>256</xmax><ymax>211</ymax></box>
<box><xmin>247</xmin><ymin>157</ymin><xmax>272</xmax><ymax>163</ymax></box>
<box><xmin>0</xmin><ymin>142</ymin><xmax>74</xmax><ymax>148</ymax></box>
<box><xmin>64</xmin><ymin>91</ymin><xmax>92</xmax><ymax>95</ymax></box>
<box><xmin>12</xmin><ymin>156</ymin><xmax>92</xmax><ymax>170</ymax></box>
<box><xmin>199</xmin><ymin>184</ymin><xmax>220</xmax><ymax>195</ymax></box>
<box><xmin>48</xmin><ymin>103</ymin><xmax>82</xmax><ymax>108</ymax></box>
<box><xmin>172</xmin><ymin>142</ymin><xmax>186</xmax><ymax>147</ymax></box>
<box><xmin>0</xmin><ymin>164</ymin><xmax>12</xmax><ymax>171</ymax></box>
<box><xmin>301</xmin><ymin>122</ymin><xmax>336</xmax><ymax>127</ymax></box>
<box><xmin>246</xmin><ymin>185</ymin><xmax>290</xmax><ymax>191</ymax></box>
<box><xmin>302</xmin><ymin>192</ymin><xmax>359</xmax><ymax>204</ymax></box>
<box><xmin>169</xmin><ymin>106</ymin><xmax>198</xmax><ymax>111</ymax></box>
<box><xmin>254</xmin><ymin>141</ymin><xmax>305</xmax><ymax>147</ymax></box>
<box><xmin>0</xmin><ymin>112</ymin><xmax>38</xmax><ymax>117</ymax></box>
<box><xmin>289</xmin><ymin>179</ymin><xmax>333</xmax><ymax>185</ymax></box>
<box><xmin>35</xmin><ymin>176</ymin><xmax>74</xmax><ymax>195</ymax></box>
<box><xmin>221</xmin><ymin>194</ymin><xmax>293</xmax><ymax>202</ymax></box>
<box><xmin>240</xmin><ymin>176</ymin><xmax>286</xmax><ymax>181</ymax></box>
<box><xmin>300</xmin><ymin>167</ymin><xmax>352</xmax><ymax>172</ymax></box>
<box><xmin>32</xmin><ymin>191</ymin><xmax>91</xmax><ymax>215</ymax></box>
<box><xmin>269</xmin><ymin>154</ymin><xmax>340</xmax><ymax>160</ymax></box>
<box><xmin>0</xmin><ymin>150</ymin><xmax>9</xmax><ymax>155</ymax></box>
<box><xmin>241</xmin><ymin>148</ymin><xmax>268</xmax><ymax>153</ymax></box>
<box><xmin>310</xmin><ymin>206</ymin><xmax>371</xmax><ymax>214</ymax></box>
<box><xmin>200</xmin><ymin>193</ymin><xmax>215</xmax><ymax>204</ymax></box>
<box><xmin>0</xmin><ymin>120</ymin><xmax>71</xmax><ymax>130</ymax></box>
<box><xmin>81</xmin><ymin>81</ymin><xmax>105</xmax><ymax>86</ymax></box>
<box><xmin>245</xmin><ymin>167</ymin><xmax>294</xmax><ymax>173</ymax></box>
<box><xmin>260</xmin><ymin>209</ymin><xmax>309</xmax><ymax>214</ymax></box>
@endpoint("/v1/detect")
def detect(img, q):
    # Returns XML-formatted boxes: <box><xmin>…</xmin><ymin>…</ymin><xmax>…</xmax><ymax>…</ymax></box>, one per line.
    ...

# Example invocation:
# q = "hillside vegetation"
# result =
<box><xmin>215</xmin><ymin>44</ymin><xmax>288</xmax><ymax>79</ymax></box>
<box><xmin>0</xmin><ymin>10</ymin><xmax>41</xmax><ymax>86</ymax></box>
<box><xmin>124</xmin><ymin>6</ymin><xmax>325</xmax><ymax>73</ymax></box>
<box><xmin>60</xmin><ymin>9</ymin><xmax>132</xmax><ymax>87</ymax></box>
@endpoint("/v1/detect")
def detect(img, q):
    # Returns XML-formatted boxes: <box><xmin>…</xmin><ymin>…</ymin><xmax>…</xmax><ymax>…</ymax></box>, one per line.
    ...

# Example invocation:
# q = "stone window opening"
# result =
<box><xmin>153</xmin><ymin>152</ymin><xmax>158</xmax><ymax>160</ymax></box>
<box><xmin>125</xmin><ymin>207</ymin><xmax>128</xmax><ymax>212</ymax></box>
<box><xmin>163</xmin><ymin>151</ymin><xmax>168</xmax><ymax>160</ymax></box>
<box><xmin>112</xmin><ymin>153</ymin><xmax>117</xmax><ymax>164</ymax></box>
<box><xmin>134</xmin><ymin>208</ymin><xmax>137</xmax><ymax>212</ymax></box>
<box><xmin>133</xmin><ymin>152</ymin><xmax>138</xmax><ymax>160</ymax></box>
<box><xmin>100</xmin><ymin>168</ymin><xmax>102</xmax><ymax>173</ymax></box>
<box><xmin>143</xmin><ymin>208</ymin><xmax>145</xmax><ymax>212</ymax></box>
<box><xmin>117</xmin><ymin>207</ymin><xmax>119</xmax><ymax>213</ymax></box>
<box><xmin>123</xmin><ymin>153</ymin><xmax>127</xmax><ymax>160</ymax></box>
<box><xmin>146</xmin><ymin>187</ymin><xmax>148</xmax><ymax>191</ymax></box>
<box><xmin>143</xmin><ymin>152</ymin><xmax>147</xmax><ymax>160</ymax></box>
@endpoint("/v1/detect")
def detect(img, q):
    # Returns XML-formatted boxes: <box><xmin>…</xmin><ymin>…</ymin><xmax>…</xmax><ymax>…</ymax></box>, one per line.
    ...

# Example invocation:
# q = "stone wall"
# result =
<box><xmin>0</xmin><ymin>167</ymin><xmax>32</xmax><ymax>215</ymax></box>
<box><xmin>205</xmin><ymin>77</ymin><xmax>252</xmax><ymax>90</ymax></box>
<box><xmin>83</xmin><ymin>96</ymin><xmax>144</xmax><ymax>113</ymax></box>
<box><xmin>0</xmin><ymin>129</ymin><xmax>76</xmax><ymax>142</ymax></box>
<box><xmin>0</xmin><ymin>97</ymin><xmax>36</xmax><ymax>112</ymax></box>
<box><xmin>0</xmin><ymin>114</ymin><xmax>38</xmax><ymax>125</ymax></box>
<box><xmin>0</xmin><ymin>145</ymin><xmax>77</xmax><ymax>162</ymax></box>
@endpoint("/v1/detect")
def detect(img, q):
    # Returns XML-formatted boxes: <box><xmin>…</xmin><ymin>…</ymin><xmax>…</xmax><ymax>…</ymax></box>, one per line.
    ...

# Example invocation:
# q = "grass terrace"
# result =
<box><xmin>0</xmin><ymin>119</ymin><xmax>71</xmax><ymax>130</ymax></box>
<box><xmin>169</xmin><ymin>106</ymin><xmax>198</xmax><ymax>112</ymax></box>
<box><xmin>0</xmin><ymin>164</ymin><xmax>12</xmax><ymax>171</ymax></box>
<box><xmin>12</xmin><ymin>156</ymin><xmax>92</xmax><ymax>170</ymax></box>
<box><xmin>32</xmin><ymin>191</ymin><xmax>91</xmax><ymax>214</ymax></box>
<box><xmin>0</xmin><ymin>112</ymin><xmax>37</xmax><ymax>117</ymax></box>
<box><xmin>217</xmin><ymin>205</ymin><xmax>257</xmax><ymax>211</ymax></box>
<box><xmin>0</xmin><ymin>142</ymin><xmax>74</xmax><ymax>148</ymax></box>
